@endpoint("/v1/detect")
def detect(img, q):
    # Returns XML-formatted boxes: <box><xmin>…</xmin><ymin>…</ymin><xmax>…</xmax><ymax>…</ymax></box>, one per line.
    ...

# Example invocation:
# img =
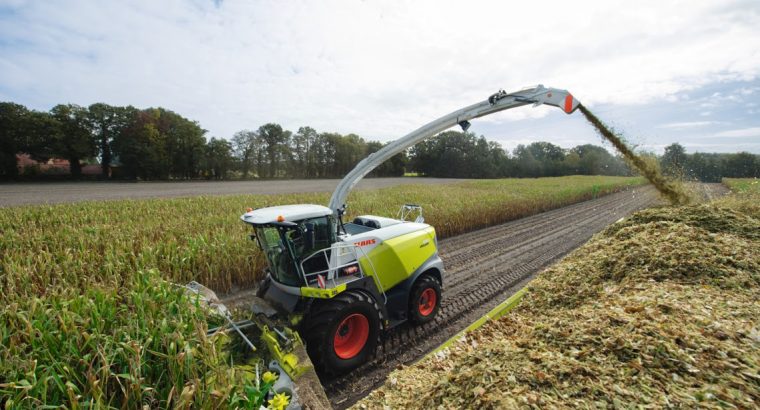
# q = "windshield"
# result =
<box><xmin>290</xmin><ymin>216</ymin><xmax>335</xmax><ymax>259</ymax></box>
<box><xmin>256</xmin><ymin>225</ymin><xmax>302</xmax><ymax>286</ymax></box>
<box><xmin>254</xmin><ymin>216</ymin><xmax>336</xmax><ymax>287</ymax></box>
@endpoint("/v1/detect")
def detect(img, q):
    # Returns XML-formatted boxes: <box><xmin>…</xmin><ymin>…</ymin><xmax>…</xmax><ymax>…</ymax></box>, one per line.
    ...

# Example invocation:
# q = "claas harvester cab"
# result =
<box><xmin>230</xmin><ymin>85</ymin><xmax>580</xmax><ymax>378</ymax></box>
<box><xmin>242</xmin><ymin>203</ymin><xmax>443</xmax><ymax>373</ymax></box>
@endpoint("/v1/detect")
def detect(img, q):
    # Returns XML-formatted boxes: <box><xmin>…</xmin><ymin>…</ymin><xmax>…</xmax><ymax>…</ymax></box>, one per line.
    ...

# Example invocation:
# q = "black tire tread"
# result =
<box><xmin>407</xmin><ymin>274</ymin><xmax>442</xmax><ymax>325</ymax></box>
<box><xmin>300</xmin><ymin>290</ymin><xmax>382</xmax><ymax>375</ymax></box>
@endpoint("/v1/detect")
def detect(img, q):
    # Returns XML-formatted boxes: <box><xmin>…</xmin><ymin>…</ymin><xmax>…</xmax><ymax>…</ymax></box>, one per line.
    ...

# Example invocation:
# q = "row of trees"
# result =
<box><xmin>660</xmin><ymin>143</ymin><xmax>760</xmax><ymax>182</ymax></box>
<box><xmin>230</xmin><ymin>125</ymin><xmax>404</xmax><ymax>179</ymax></box>
<box><xmin>2</xmin><ymin>101</ymin><xmax>758</xmax><ymax>181</ymax></box>
<box><xmin>409</xmin><ymin>134</ymin><xmax>760</xmax><ymax>180</ymax></box>
<box><xmin>0</xmin><ymin>102</ymin><xmax>404</xmax><ymax>180</ymax></box>
<box><xmin>409</xmin><ymin>131</ymin><xmax>631</xmax><ymax>178</ymax></box>
<box><xmin>0</xmin><ymin>102</ymin><xmax>225</xmax><ymax>179</ymax></box>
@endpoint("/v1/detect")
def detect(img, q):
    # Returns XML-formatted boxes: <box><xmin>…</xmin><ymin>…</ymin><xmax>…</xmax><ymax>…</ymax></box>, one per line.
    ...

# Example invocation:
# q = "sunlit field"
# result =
<box><xmin>0</xmin><ymin>175</ymin><xmax>644</xmax><ymax>407</ymax></box>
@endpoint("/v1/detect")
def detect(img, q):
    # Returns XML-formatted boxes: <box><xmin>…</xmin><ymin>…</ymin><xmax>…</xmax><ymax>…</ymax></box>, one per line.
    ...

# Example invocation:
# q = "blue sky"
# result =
<box><xmin>1</xmin><ymin>0</ymin><xmax>759</xmax><ymax>154</ymax></box>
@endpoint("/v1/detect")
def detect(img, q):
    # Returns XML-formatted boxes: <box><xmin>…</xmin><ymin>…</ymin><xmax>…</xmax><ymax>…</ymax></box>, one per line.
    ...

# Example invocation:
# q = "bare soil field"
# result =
<box><xmin>321</xmin><ymin>183</ymin><xmax>728</xmax><ymax>409</ymax></box>
<box><xmin>0</xmin><ymin>177</ymin><xmax>470</xmax><ymax>207</ymax></box>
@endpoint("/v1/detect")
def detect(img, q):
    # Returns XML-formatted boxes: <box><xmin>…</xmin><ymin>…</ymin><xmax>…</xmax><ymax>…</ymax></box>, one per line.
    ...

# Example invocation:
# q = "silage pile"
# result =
<box><xmin>355</xmin><ymin>199</ymin><xmax>760</xmax><ymax>408</ymax></box>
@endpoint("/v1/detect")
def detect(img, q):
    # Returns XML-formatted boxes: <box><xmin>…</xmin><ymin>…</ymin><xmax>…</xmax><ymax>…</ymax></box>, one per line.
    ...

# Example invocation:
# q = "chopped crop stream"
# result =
<box><xmin>578</xmin><ymin>105</ymin><xmax>693</xmax><ymax>205</ymax></box>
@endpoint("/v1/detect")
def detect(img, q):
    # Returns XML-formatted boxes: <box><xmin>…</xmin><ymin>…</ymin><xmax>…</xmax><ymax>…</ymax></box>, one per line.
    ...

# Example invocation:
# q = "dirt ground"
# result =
<box><xmin>321</xmin><ymin>183</ymin><xmax>728</xmax><ymax>409</ymax></box>
<box><xmin>0</xmin><ymin>178</ymin><xmax>470</xmax><ymax>207</ymax></box>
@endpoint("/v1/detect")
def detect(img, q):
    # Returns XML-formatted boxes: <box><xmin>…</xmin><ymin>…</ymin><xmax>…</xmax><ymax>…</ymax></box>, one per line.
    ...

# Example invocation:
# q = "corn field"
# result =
<box><xmin>0</xmin><ymin>175</ymin><xmax>644</xmax><ymax>407</ymax></box>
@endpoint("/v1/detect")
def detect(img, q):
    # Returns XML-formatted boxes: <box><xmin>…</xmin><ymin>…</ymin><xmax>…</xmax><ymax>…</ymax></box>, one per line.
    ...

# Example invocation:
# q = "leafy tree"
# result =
<box><xmin>330</xmin><ymin>133</ymin><xmax>366</xmax><ymax>177</ymax></box>
<box><xmin>258</xmin><ymin>123</ymin><xmax>290</xmax><ymax>178</ymax></box>
<box><xmin>23</xmin><ymin>111</ymin><xmax>63</xmax><ymax>161</ymax></box>
<box><xmin>50</xmin><ymin>104</ymin><xmax>96</xmax><ymax>178</ymax></box>
<box><xmin>0</xmin><ymin>102</ymin><xmax>31</xmax><ymax>177</ymax></box>
<box><xmin>204</xmin><ymin>137</ymin><xmax>234</xmax><ymax>179</ymax></box>
<box><xmin>156</xmin><ymin>109</ymin><xmax>207</xmax><ymax>179</ymax></box>
<box><xmin>289</xmin><ymin>128</ymin><xmax>308</xmax><ymax>178</ymax></box>
<box><xmin>488</xmin><ymin>141</ymin><xmax>512</xmax><ymax>177</ymax></box>
<box><xmin>410</xmin><ymin>131</ymin><xmax>476</xmax><ymax>177</ymax></box>
<box><xmin>297</xmin><ymin>126</ymin><xmax>320</xmax><ymax>178</ymax></box>
<box><xmin>660</xmin><ymin>143</ymin><xmax>688</xmax><ymax>178</ymax></box>
<box><xmin>0</xmin><ymin>104</ymin><xmax>60</xmax><ymax>177</ymax></box>
<box><xmin>686</xmin><ymin>152</ymin><xmax>722</xmax><ymax>182</ymax></box>
<box><xmin>525</xmin><ymin>142</ymin><xmax>565</xmax><ymax>176</ymax></box>
<box><xmin>513</xmin><ymin>144</ymin><xmax>542</xmax><ymax>177</ymax></box>
<box><xmin>440</xmin><ymin>132</ymin><xmax>476</xmax><ymax>177</ymax></box>
<box><xmin>310</xmin><ymin>133</ymin><xmax>330</xmax><ymax>178</ymax></box>
<box><xmin>723</xmin><ymin>152</ymin><xmax>758</xmax><ymax>178</ymax></box>
<box><xmin>571</xmin><ymin>144</ymin><xmax>629</xmax><ymax>176</ymax></box>
<box><xmin>88</xmin><ymin>103</ymin><xmax>133</xmax><ymax>178</ymax></box>
<box><xmin>408</xmin><ymin>138</ymin><xmax>435</xmax><ymax>177</ymax></box>
<box><xmin>232</xmin><ymin>130</ymin><xmax>258</xmax><ymax>178</ymax></box>
<box><xmin>112</xmin><ymin>109</ymin><xmax>166</xmax><ymax>180</ymax></box>
<box><xmin>471</xmin><ymin>137</ymin><xmax>493</xmax><ymax>178</ymax></box>
<box><xmin>526</xmin><ymin>141</ymin><xmax>564</xmax><ymax>162</ymax></box>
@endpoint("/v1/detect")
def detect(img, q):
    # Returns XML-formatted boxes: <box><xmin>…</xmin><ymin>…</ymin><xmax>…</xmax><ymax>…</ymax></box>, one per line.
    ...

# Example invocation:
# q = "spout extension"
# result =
<box><xmin>528</xmin><ymin>85</ymin><xmax>580</xmax><ymax>114</ymax></box>
<box><xmin>327</xmin><ymin>84</ymin><xmax>581</xmax><ymax>214</ymax></box>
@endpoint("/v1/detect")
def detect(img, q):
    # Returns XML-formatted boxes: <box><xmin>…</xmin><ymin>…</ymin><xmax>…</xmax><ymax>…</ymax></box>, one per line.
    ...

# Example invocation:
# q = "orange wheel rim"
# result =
<box><xmin>418</xmin><ymin>288</ymin><xmax>437</xmax><ymax>316</ymax></box>
<box><xmin>333</xmin><ymin>313</ymin><xmax>370</xmax><ymax>359</ymax></box>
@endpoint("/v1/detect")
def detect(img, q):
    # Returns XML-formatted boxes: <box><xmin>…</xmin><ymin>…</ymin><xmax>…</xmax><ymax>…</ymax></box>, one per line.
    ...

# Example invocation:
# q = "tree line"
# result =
<box><xmin>1</xmin><ymin>102</ymin><xmax>214</xmax><ymax>179</ymax></box>
<box><xmin>0</xmin><ymin>102</ymin><xmax>403</xmax><ymax>180</ymax></box>
<box><xmin>410</xmin><ymin>133</ymin><xmax>760</xmax><ymax>180</ymax></box>
<box><xmin>659</xmin><ymin>143</ymin><xmax>760</xmax><ymax>182</ymax></box>
<box><xmin>230</xmin><ymin>125</ymin><xmax>404</xmax><ymax>179</ymax></box>
<box><xmin>410</xmin><ymin>131</ymin><xmax>632</xmax><ymax>178</ymax></box>
<box><xmin>2</xmin><ymin>101</ymin><xmax>758</xmax><ymax>181</ymax></box>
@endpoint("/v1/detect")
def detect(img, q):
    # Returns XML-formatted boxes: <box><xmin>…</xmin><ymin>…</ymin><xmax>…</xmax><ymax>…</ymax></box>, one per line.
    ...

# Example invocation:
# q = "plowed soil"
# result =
<box><xmin>324</xmin><ymin>183</ymin><xmax>728</xmax><ymax>409</ymax></box>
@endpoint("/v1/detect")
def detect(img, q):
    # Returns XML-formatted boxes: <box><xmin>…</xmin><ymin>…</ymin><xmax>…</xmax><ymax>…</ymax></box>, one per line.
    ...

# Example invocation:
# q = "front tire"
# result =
<box><xmin>408</xmin><ymin>274</ymin><xmax>441</xmax><ymax>324</ymax></box>
<box><xmin>300</xmin><ymin>291</ymin><xmax>381</xmax><ymax>375</ymax></box>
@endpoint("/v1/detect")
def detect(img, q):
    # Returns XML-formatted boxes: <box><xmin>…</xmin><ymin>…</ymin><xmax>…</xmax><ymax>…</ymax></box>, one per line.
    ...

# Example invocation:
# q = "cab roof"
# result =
<box><xmin>240</xmin><ymin>204</ymin><xmax>333</xmax><ymax>225</ymax></box>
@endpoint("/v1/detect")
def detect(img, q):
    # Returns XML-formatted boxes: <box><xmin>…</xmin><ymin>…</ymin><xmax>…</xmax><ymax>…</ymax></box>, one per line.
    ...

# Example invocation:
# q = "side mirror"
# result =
<box><xmin>304</xmin><ymin>222</ymin><xmax>316</xmax><ymax>250</ymax></box>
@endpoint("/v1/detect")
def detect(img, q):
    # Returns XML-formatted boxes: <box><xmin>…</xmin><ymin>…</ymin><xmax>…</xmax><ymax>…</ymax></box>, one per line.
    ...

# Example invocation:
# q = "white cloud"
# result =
<box><xmin>0</xmin><ymin>0</ymin><xmax>759</xmax><ymax>145</ymax></box>
<box><xmin>658</xmin><ymin>121</ymin><xmax>716</xmax><ymax>129</ymax></box>
<box><xmin>739</xmin><ymin>86</ymin><xmax>760</xmax><ymax>95</ymax></box>
<box><xmin>714</xmin><ymin>127</ymin><xmax>760</xmax><ymax>138</ymax></box>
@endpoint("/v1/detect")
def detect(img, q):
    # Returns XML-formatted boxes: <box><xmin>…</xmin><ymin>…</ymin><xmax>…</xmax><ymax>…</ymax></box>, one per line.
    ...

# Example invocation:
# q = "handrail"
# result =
<box><xmin>300</xmin><ymin>243</ymin><xmax>363</xmax><ymax>288</ymax></box>
<box><xmin>298</xmin><ymin>243</ymin><xmax>387</xmax><ymax>303</ymax></box>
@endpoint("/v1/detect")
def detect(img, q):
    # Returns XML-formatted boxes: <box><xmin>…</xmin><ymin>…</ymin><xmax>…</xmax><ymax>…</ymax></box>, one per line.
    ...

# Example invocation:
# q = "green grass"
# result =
<box><xmin>719</xmin><ymin>178</ymin><xmax>760</xmax><ymax>219</ymax></box>
<box><xmin>723</xmin><ymin>177</ymin><xmax>760</xmax><ymax>194</ymax></box>
<box><xmin>0</xmin><ymin>175</ymin><xmax>644</xmax><ymax>407</ymax></box>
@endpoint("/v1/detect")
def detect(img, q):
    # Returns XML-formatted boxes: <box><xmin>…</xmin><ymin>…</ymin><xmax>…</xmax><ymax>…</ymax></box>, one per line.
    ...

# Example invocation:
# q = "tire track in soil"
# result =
<box><xmin>324</xmin><ymin>185</ymin><xmax>664</xmax><ymax>409</ymax></box>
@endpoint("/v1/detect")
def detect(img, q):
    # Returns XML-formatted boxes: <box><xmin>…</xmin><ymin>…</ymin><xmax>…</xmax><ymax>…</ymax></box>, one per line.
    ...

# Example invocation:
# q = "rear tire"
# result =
<box><xmin>408</xmin><ymin>274</ymin><xmax>441</xmax><ymax>324</ymax></box>
<box><xmin>300</xmin><ymin>291</ymin><xmax>381</xmax><ymax>375</ymax></box>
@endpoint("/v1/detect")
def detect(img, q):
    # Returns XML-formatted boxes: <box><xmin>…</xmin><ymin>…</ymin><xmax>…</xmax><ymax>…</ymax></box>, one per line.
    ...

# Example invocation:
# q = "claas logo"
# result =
<box><xmin>354</xmin><ymin>239</ymin><xmax>376</xmax><ymax>247</ymax></box>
